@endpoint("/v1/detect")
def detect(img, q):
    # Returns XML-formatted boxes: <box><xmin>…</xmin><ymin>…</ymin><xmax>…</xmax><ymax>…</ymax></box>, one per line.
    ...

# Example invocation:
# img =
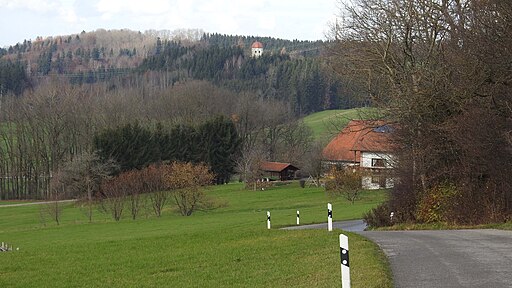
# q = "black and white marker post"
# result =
<box><xmin>267</xmin><ymin>211</ymin><xmax>271</xmax><ymax>229</ymax></box>
<box><xmin>339</xmin><ymin>233</ymin><xmax>351</xmax><ymax>288</ymax></box>
<box><xmin>327</xmin><ymin>203</ymin><xmax>333</xmax><ymax>231</ymax></box>
<box><xmin>296</xmin><ymin>210</ymin><xmax>300</xmax><ymax>225</ymax></box>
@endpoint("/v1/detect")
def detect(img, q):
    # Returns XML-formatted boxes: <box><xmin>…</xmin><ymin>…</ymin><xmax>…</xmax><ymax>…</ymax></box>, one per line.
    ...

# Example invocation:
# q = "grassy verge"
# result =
<box><xmin>0</xmin><ymin>182</ymin><xmax>392</xmax><ymax>287</ymax></box>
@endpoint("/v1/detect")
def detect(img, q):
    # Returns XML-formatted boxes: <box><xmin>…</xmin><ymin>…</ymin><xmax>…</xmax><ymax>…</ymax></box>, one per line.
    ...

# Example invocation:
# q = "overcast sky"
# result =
<box><xmin>0</xmin><ymin>0</ymin><xmax>340</xmax><ymax>47</ymax></box>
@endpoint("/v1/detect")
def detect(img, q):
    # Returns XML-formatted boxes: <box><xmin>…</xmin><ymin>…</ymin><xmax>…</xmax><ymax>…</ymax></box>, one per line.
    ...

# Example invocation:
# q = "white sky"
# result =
<box><xmin>0</xmin><ymin>0</ymin><xmax>340</xmax><ymax>47</ymax></box>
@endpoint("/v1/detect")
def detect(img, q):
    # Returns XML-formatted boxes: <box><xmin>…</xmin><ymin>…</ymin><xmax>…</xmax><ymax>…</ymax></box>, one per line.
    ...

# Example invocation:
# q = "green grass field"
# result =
<box><xmin>303</xmin><ymin>108</ymin><xmax>378</xmax><ymax>142</ymax></box>
<box><xmin>0</xmin><ymin>182</ymin><xmax>392</xmax><ymax>287</ymax></box>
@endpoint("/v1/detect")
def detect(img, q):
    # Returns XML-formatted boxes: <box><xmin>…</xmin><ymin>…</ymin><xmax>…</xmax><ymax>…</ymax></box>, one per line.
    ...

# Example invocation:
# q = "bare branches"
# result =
<box><xmin>331</xmin><ymin>0</ymin><xmax>512</xmax><ymax>224</ymax></box>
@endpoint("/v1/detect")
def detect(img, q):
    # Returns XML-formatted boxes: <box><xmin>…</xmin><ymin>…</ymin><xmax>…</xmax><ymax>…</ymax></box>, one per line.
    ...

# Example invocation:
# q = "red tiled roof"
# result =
<box><xmin>260</xmin><ymin>161</ymin><xmax>298</xmax><ymax>173</ymax></box>
<box><xmin>322</xmin><ymin>120</ymin><xmax>393</xmax><ymax>163</ymax></box>
<box><xmin>251</xmin><ymin>41</ymin><xmax>263</xmax><ymax>49</ymax></box>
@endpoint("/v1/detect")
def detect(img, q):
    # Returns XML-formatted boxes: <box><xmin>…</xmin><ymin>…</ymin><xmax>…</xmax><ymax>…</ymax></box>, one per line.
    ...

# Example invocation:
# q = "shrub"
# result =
<box><xmin>165</xmin><ymin>162</ymin><xmax>214</xmax><ymax>216</ymax></box>
<box><xmin>415</xmin><ymin>183</ymin><xmax>460</xmax><ymax>224</ymax></box>
<box><xmin>363</xmin><ymin>202</ymin><xmax>392</xmax><ymax>228</ymax></box>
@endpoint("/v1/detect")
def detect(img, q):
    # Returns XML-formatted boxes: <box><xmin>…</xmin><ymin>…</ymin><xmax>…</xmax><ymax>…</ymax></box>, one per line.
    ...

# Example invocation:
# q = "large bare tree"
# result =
<box><xmin>329</xmin><ymin>0</ymin><xmax>512</xmax><ymax>224</ymax></box>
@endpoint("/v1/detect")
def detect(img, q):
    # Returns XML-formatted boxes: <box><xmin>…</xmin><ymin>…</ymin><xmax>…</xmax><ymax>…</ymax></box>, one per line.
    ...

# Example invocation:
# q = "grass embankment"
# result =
<box><xmin>0</xmin><ymin>182</ymin><xmax>392</xmax><ymax>288</ymax></box>
<box><xmin>303</xmin><ymin>108</ymin><xmax>378</xmax><ymax>142</ymax></box>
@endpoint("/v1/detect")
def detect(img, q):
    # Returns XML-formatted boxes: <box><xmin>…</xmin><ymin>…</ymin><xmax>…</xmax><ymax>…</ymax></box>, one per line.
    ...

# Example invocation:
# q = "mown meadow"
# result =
<box><xmin>303</xmin><ymin>107</ymin><xmax>378</xmax><ymax>142</ymax></box>
<box><xmin>0</xmin><ymin>182</ymin><xmax>392</xmax><ymax>287</ymax></box>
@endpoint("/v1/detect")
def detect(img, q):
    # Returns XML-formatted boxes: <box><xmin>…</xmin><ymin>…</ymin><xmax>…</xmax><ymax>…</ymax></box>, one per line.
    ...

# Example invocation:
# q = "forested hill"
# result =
<box><xmin>200</xmin><ymin>33</ymin><xmax>324</xmax><ymax>57</ymax></box>
<box><xmin>0</xmin><ymin>29</ymin><xmax>365</xmax><ymax>114</ymax></box>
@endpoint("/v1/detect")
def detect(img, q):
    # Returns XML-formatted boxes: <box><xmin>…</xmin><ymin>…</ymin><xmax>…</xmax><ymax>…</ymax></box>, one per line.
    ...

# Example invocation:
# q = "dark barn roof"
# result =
<box><xmin>260</xmin><ymin>161</ymin><xmax>299</xmax><ymax>173</ymax></box>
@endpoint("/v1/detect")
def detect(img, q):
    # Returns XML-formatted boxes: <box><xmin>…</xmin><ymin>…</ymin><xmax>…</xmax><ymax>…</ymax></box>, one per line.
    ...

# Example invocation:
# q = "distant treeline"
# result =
<box><xmin>0</xmin><ymin>32</ymin><xmax>365</xmax><ymax>114</ymax></box>
<box><xmin>200</xmin><ymin>33</ymin><xmax>324</xmax><ymax>56</ymax></box>
<box><xmin>139</xmin><ymin>40</ymin><xmax>348</xmax><ymax>114</ymax></box>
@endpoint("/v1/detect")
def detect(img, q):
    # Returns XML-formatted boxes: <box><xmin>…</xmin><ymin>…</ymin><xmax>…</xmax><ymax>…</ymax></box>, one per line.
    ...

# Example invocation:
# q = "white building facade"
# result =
<box><xmin>361</xmin><ymin>151</ymin><xmax>395</xmax><ymax>189</ymax></box>
<box><xmin>322</xmin><ymin>120</ymin><xmax>396</xmax><ymax>190</ymax></box>
<box><xmin>251</xmin><ymin>41</ymin><xmax>263</xmax><ymax>58</ymax></box>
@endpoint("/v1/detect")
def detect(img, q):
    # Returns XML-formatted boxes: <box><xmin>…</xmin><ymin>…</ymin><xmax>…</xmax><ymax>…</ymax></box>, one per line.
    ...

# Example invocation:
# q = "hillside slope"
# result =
<box><xmin>303</xmin><ymin>108</ymin><xmax>379</xmax><ymax>142</ymax></box>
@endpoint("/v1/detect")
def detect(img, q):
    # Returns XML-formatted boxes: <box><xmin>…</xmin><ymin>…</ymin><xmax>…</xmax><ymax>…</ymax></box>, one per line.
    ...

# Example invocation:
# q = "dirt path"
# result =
<box><xmin>0</xmin><ymin>199</ymin><xmax>77</xmax><ymax>208</ymax></box>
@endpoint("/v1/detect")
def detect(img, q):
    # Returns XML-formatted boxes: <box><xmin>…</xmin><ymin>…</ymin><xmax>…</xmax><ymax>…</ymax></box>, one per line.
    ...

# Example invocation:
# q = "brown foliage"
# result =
<box><xmin>100</xmin><ymin>164</ymin><xmax>168</xmax><ymax>219</ymax></box>
<box><xmin>164</xmin><ymin>162</ymin><xmax>214</xmax><ymax>216</ymax></box>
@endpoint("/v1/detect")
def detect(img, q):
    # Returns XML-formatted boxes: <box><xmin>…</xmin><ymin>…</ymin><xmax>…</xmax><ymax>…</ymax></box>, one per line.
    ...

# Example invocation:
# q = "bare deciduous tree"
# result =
<box><xmin>326</xmin><ymin>167</ymin><xmax>364</xmax><ymax>204</ymax></box>
<box><xmin>99</xmin><ymin>178</ymin><xmax>126</xmax><ymax>221</ymax></box>
<box><xmin>330</xmin><ymin>0</ymin><xmax>512</xmax><ymax>224</ymax></box>
<box><xmin>141</xmin><ymin>164</ymin><xmax>168</xmax><ymax>217</ymax></box>
<box><xmin>59</xmin><ymin>151</ymin><xmax>117</xmax><ymax>222</ymax></box>
<box><xmin>300</xmin><ymin>140</ymin><xmax>326</xmax><ymax>187</ymax></box>
<box><xmin>41</xmin><ymin>171</ymin><xmax>67</xmax><ymax>225</ymax></box>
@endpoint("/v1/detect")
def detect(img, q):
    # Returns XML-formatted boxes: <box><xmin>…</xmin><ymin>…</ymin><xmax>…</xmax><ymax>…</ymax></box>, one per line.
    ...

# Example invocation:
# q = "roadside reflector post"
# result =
<box><xmin>296</xmin><ymin>210</ymin><xmax>300</xmax><ymax>225</ymax></box>
<box><xmin>267</xmin><ymin>211</ymin><xmax>271</xmax><ymax>229</ymax></box>
<box><xmin>390</xmin><ymin>211</ymin><xmax>394</xmax><ymax>223</ymax></box>
<box><xmin>328</xmin><ymin>203</ymin><xmax>333</xmax><ymax>231</ymax></box>
<box><xmin>340</xmin><ymin>233</ymin><xmax>351</xmax><ymax>288</ymax></box>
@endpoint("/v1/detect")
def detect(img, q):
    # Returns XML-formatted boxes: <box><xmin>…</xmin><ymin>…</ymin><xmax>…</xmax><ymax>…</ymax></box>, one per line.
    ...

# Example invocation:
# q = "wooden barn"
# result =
<box><xmin>259</xmin><ymin>161</ymin><xmax>299</xmax><ymax>181</ymax></box>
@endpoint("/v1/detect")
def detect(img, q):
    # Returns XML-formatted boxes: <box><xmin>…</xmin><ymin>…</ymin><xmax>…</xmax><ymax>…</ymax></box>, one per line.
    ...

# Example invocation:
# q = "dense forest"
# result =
<box><xmin>139</xmin><ymin>40</ymin><xmax>345</xmax><ymax>113</ymax></box>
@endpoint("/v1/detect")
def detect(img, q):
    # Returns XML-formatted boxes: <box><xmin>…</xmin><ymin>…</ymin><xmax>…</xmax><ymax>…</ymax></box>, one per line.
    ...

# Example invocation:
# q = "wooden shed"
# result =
<box><xmin>260</xmin><ymin>161</ymin><xmax>299</xmax><ymax>181</ymax></box>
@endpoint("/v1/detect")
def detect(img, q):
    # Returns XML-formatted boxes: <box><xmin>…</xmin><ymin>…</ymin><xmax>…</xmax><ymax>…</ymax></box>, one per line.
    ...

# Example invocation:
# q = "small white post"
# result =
<box><xmin>267</xmin><ymin>211</ymin><xmax>271</xmax><ymax>229</ymax></box>
<box><xmin>390</xmin><ymin>211</ymin><xmax>394</xmax><ymax>223</ymax></box>
<box><xmin>340</xmin><ymin>233</ymin><xmax>351</xmax><ymax>288</ymax></box>
<box><xmin>328</xmin><ymin>203</ymin><xmax>333</xmax><ymax>231</ymax></box>
<box><xmin>296</xmin><ymin>210</ymin><xmax>300</xmax><ymax>225</ymax></box>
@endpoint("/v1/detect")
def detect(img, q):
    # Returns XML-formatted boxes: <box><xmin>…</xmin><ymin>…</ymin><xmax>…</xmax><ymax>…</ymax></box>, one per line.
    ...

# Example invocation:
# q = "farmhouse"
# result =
<box><xmin>259</xmin><ymin>161</ymin><xmax>299</xmax><ymax>181</ymax></box>
<box><xmin>322</xmin><ymin>120</ymin><xmax>394</xmax><ymax>189</ymax></box>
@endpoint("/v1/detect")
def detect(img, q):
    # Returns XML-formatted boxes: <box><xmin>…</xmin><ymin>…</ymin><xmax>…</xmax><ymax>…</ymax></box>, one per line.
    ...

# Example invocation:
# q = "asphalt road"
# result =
<box><xmin>280</xmin><ymin>219</ymin><xmax>367</xmax><ymax>232</ymax></box>
<box><xmin>360</xmin><ymin>229</ymin><xmax>512</xmax><ymax>288</ymax></box>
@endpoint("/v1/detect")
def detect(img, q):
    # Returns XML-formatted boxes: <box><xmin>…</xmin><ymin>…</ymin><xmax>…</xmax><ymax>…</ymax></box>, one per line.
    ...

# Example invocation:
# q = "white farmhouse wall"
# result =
<box><xmin>362</xmin><ymin>175</ymin><xmax>395</xmax><ymax>190</ymax></box>
<box><xmin>385</xmin><ymin>177</ymin><xmax>394</xmax><ymax>188</ymax></box>
<box><xmin>252</xmin><ymin>48</ymin><xmax>263</xmax><ymax>58</ymax></box>
<box><xmin>362</xmin><ymin>176</ymin><xmax>380</xmax><ymax>190</ymax></box>
<box><xmin>361</xmin><ymin>152</ymin><xmax>394</xmax><ymax>168</ymax></box>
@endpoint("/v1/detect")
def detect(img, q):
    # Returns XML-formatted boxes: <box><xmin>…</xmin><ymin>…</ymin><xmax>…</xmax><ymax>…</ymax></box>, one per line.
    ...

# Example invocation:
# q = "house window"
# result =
<box><xmin>371</xmin><ymin>158</ymin><xmax>386</xmax><ymax>167</ymax></box>
<box><xmin>372</xmin><ymin>176</ymin><xmax>387</xmax><ymax>188</ymax></box>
